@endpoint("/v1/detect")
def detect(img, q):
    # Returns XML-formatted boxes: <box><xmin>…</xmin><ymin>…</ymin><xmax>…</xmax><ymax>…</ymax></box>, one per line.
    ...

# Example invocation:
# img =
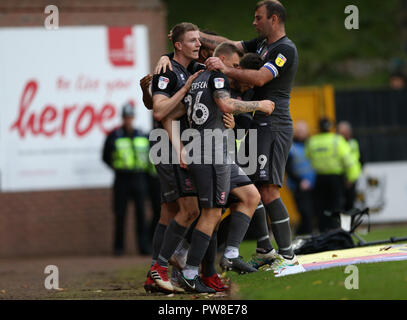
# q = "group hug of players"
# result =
<box><xmin>139</xmin><ymin>1</ymin><xmax>300</xmax><ymax>294</ymax></box>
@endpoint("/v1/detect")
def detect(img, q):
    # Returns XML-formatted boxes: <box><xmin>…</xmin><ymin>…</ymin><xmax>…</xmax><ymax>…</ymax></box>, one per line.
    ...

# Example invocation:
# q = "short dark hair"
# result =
<box><xmin>256</xmin><ymin>0</ymin><xmax>286</xmax><ymax>23</ymax></box>
<box><xmin>319</xmin><ymin>117</ymin><xmax>332</xmax><ymax>132</ymax></box>
<box><xmin>170</xmin><ymin>22</ymin><xmax>199</xmax><ymax>46</ymax></box>
<box><xmin>240</xmin><ymin>53</ymin><xmax>263</xmax><ymax>70</ymax></box>
<box><xmin>213</xmin><ymin>42</ymin><xmax>242</xmax><ymax>58</ymax></box>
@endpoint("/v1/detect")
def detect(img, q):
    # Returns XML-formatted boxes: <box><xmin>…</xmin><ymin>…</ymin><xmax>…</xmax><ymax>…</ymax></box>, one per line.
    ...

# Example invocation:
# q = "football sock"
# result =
<box><xmin>182</xmin><ymin>265</ymin><xmax>199</xmax><ymax>280</ymax></box>
<box><xmin>174</xmin><ymin>238</ymin><xmax>189</xmax><ymax>258</ymax></box>
<box><xmin>157</xmin><ymin>220</ymin><xmax>187</xmax><ymax>268</ymax></box>
<box><xmin>202</xmin><ymin>230</ymin><xmax>218</xmax><ymax>277</ymax></box>
<box><xmin>225</xmin><ymin>210</ymin><xmax>251</xmax><ymax>249</ymax></box>
<box><xmin>185</xmin><ymin>229</ymin><xmax>211</xmax><ymax>270</ymax></box>
<box><xmin>265</xmin><ymin>198</ymin><xmax>294</xmax><ymax>258</ymax></box>
<box><xmin>184</xmin><ymin>216</ymin><xmax>199</xmax><ymax>244</ymax></box>
<box><xmin>224</xmin><ymin>246</ymin><xmax>239</xmax><ymax>259</ymax></box>
<box><xmin>151</xmin><ymin>223</ymin><xmax>166</xmax><ymax>266</ymax></box>
<box><xmin>251</xmin><ymin>202</ymin><xmax>273</xmax><ymax>253</ymax></box>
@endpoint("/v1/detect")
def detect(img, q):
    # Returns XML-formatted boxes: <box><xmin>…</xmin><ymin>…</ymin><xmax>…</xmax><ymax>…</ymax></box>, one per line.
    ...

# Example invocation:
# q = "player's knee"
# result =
<box><xmin>187</xmin><ymin>206</ymin><xmax>200</xmax><ymax>222</ymax></box>
<box><xmin>244</xmin><ymin>186</ymin><xmax>261</xmax><ymax>211</ymax></box>
<box><xmin>178</xmin><ymin>202</ymin><xmax>199</xmax><ymax>224</ymax></box>
<box><xmin>260</xmin><ymin>185</ymin><xmax>280</xmax><ymax>204</ymax></box>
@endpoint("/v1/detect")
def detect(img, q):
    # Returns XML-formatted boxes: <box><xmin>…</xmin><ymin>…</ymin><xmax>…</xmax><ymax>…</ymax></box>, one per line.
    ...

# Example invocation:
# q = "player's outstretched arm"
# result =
<box><xmin>140</xmin><ymin>74</ymin><xmax>153</xmax><ymax>109</ymax></box>
<box><xmin>153</xmin><ymin>70</ymin><xmax>203</xmax><ymax>121</ymax></box>
<box><xmin>213</xmin><ymin>90</ymin><xmax>275</xmax><ymax>116</ymax></box>
<box><xmin>206</xmin><ymin>57</ymin><xmax>274</xmax><ymax>87</ymax></box>
<box><xmin>199</xmin><ymin>31</ymin><xmax>243</xmax><ymax>52</ymax></box>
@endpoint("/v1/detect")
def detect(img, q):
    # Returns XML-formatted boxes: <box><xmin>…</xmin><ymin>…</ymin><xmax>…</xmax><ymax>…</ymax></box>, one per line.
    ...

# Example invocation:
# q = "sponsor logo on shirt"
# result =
<box><xmin>275</xmin><ymin>53</ymin><xmax>287</xmax><ymax>67</ymax></box>
<box><xmin>261</xmin><ymin>49</ymin><xmax>269</xmax><ymax>60</ymax></box>
<box><xmin>214</xmin><ymin>78</ymin><xmax>225</xmax><ymax>89</ymax></box>
<box><xmin>158</xmin><ymin>76</ymin><xmax>169</xmax><ymax>89</ymax></box>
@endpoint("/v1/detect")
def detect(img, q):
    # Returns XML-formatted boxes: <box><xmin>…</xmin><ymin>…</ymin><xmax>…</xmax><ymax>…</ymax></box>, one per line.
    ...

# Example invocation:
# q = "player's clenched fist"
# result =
<box><xmin>259</xmin><ymin>100</ymin><xmax>275</xmax><ymax>116</ymax></box>
<box><xmin>222</xmin><ymin>113</ymin><xmax>235</xmax><ymax>129</ymax></box>
<box><xmin>140</xmin><ymin>74</ymin><xmax>152</xmax><ymax>91</ymax></box>
<box><xmin>205</xmin><ymin>57</ymin><xmax>227</xmax><ymax>73</ymax></box>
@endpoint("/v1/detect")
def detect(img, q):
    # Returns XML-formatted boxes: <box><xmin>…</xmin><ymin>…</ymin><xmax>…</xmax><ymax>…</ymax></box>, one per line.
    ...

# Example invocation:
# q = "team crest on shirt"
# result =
<box><xmin>214</xmin><ymin>78</ymin><xmax>224</xmax><ymax>89</ymax></box>
<box><xmin>275</xmin><ymin>53</ymin><xmax>287</xmax><ymax>67</ymax></box>
<box><xmin>158</xmin><ymin>76</ymin><xmax>169</xmax><ymax>89</ymax></box>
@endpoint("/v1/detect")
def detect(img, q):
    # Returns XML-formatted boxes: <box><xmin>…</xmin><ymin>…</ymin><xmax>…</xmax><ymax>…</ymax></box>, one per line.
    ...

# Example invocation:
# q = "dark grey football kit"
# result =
<box><xmin>241</xmin><ymin>36</ymin><xmax>299</xmax><ymax>187</ymax></box>
<box><xmin>151</xmin><ymin>59</ymin><xmax>204</xmax><ymax>203</ymax></box>
<box><xmin>183</xmin><ymin>70</ymin><xmax>252</xmax><ymax>209</ymax></box>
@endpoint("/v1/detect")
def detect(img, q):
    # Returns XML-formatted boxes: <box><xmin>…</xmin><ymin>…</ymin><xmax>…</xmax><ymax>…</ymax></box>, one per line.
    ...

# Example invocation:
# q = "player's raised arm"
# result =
<box><xmin>139</xmin><ymin>74</ymin><xmax>153</xmax><ymax>110</ymax></box>
<box><xmin>199</xmin><ymin>31</ymin><xmax>244</xmax><ymax>53</ymax></box>
<box><xmin>206</xmin><ymin>43</ymin><xmax>296</xmax><ymax>87</ymax></box>
<box><xmin>152</xmin><ymin>70</ymin><xmax>203</xmax><ymax>121</ymax></box>
<box><xmin>213</xmin><ymin>89</ymin><xmax>274</xmax><ymax>116</ymax></box>
<box><xmin>154</xmin><ymin>55</ymin><xmax>173</xmax><ymax>75</ymax></box>
<box><xmin>206</xmin><ymin>56</ymin><xmax>273</xmax><ymax>88</ymax></box>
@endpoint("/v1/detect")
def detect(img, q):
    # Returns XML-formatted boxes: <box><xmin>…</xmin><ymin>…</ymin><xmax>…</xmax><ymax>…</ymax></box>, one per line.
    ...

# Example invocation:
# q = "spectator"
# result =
<box><xmin>389</xmin><ymin>72</ymin><xmax>406</xmax><ymax>90</ymax></box>
<box><xmin>286</xmin><ymin>120</ymin><xmax>316</xmax><ymax>235</ymax></box>
<box><xmin>102</xmin><ymin>103</ymin><xmax>152</xmax><ymax>256</ymax></box>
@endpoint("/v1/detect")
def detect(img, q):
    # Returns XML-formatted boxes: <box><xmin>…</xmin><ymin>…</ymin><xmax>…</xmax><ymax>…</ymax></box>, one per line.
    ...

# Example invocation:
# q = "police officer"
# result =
<box><xmin>337</xmin><ymin>121</ymin><xmax>363</xmax><ymax>211</ymax></box>
<box><xmin>102</xmin><ymin>103</ymin><xmax>151</xmax><ymax>256</ymax></box>
<box><xmin>305</xmin><ymin>117</ymin><xmax>361</xmax><ymax>232</ymax></box>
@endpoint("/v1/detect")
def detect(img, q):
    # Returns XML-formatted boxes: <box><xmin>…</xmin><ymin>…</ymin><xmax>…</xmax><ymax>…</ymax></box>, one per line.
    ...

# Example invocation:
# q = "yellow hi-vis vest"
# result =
<box><xmin>349</xmin><ymin>138</ymin><xmax>362</xmax><ymax>178</ymax></box>
<box><xmin>113</xmin><ymin>136</ymin><xmax>150</xmax><ymax>171</ymax></box>
<box><xmin>305</xmin><ymin>132</ymin><xmax>361</xmax><ymax>183</ymax></box>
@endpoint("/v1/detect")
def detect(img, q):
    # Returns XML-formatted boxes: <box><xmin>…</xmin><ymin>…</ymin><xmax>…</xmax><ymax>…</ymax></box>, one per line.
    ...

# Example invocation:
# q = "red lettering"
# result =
<box><xmin>40</xmin><ymin>106</ymin><xmax>58</xmax><ymax>136</ymax></box>
<box><xmin>75</xmin><ymin>105</ymin><xmax>95</xmax><ymax>137</ymax></box>
<box><xmin>10</xmin><ymin>80</ymin><xmax>119</xmax><ymax>138</ymax></box>
<box><xmin>98</xmin><ymin>104</ymin><xmax>116</xmax><ymax>134</ymax></box>
<box><xmin>61</xmin><ymin>106</ymin><xmax>77</xmax><ymax>135</ymax></box>
<box><xmin>10</xmin><ymin>80</ymin><xmax>38</xmax><ymax>138</ymax></box>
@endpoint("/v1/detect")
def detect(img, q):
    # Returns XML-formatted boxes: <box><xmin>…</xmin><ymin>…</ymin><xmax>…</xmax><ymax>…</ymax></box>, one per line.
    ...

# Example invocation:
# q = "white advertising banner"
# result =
<box><xmin>355</xmin><ymin>161</ymin><xmax>407</xmax><ymax>223</ymax></box>
<box><xmin>0</xmin><ymin>26</ymin><xmax>151</xmax><ymax>191</ymax></box>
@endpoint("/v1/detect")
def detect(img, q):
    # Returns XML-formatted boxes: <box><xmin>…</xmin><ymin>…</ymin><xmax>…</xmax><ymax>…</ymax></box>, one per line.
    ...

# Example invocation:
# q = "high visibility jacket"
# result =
<box><xmin>349</xmin><ymin>139</ymin><xmax>360</xmax><ymax>162</ymax></box>
<box><xmin>349</xmin><ymin>138</ymin><xmax>362</xmax><ymax>178</ymax></box>
<box><xmin>103</xmin><ymin>127</ymin><xmax>150</xmax><ymax>172</ymax></box>
<box><xmin>305</xmin><ymin>132</ymin><xmax>360</xmax><ymax>183</ymax></box>
<box><xmin>113</xmin><ymin>136</ymin><xmax>150</xmax><ymax>171</ymax></box>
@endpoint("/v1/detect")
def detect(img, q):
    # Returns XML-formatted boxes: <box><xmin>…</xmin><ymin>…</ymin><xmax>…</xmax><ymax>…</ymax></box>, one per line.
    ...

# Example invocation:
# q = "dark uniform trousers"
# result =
<box><xmin>313</xmin><ymin>174</ymin><xmax>344</xmax><ymax>232</ymax></box>
<box><xmin>293</xmin><ymin>188</ymin><xmax>315</xmax><ymax>235</ymax></box>
<box><xmin>113</xmin><ymin>171</ymin><xmax>150</xmax><ymax>255</ymax></box>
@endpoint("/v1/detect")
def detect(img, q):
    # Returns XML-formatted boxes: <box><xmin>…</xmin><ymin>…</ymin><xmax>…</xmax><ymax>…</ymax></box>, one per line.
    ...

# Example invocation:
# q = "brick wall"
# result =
<box><xmin>0</xmin><ymin>0</ymin><xmax>166</xmax><ymax>258</ymax></box>
<box><xmin>0</xmin><ymin>188</ymin><xmax>155</xmax><ymax>257</ymax></box>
